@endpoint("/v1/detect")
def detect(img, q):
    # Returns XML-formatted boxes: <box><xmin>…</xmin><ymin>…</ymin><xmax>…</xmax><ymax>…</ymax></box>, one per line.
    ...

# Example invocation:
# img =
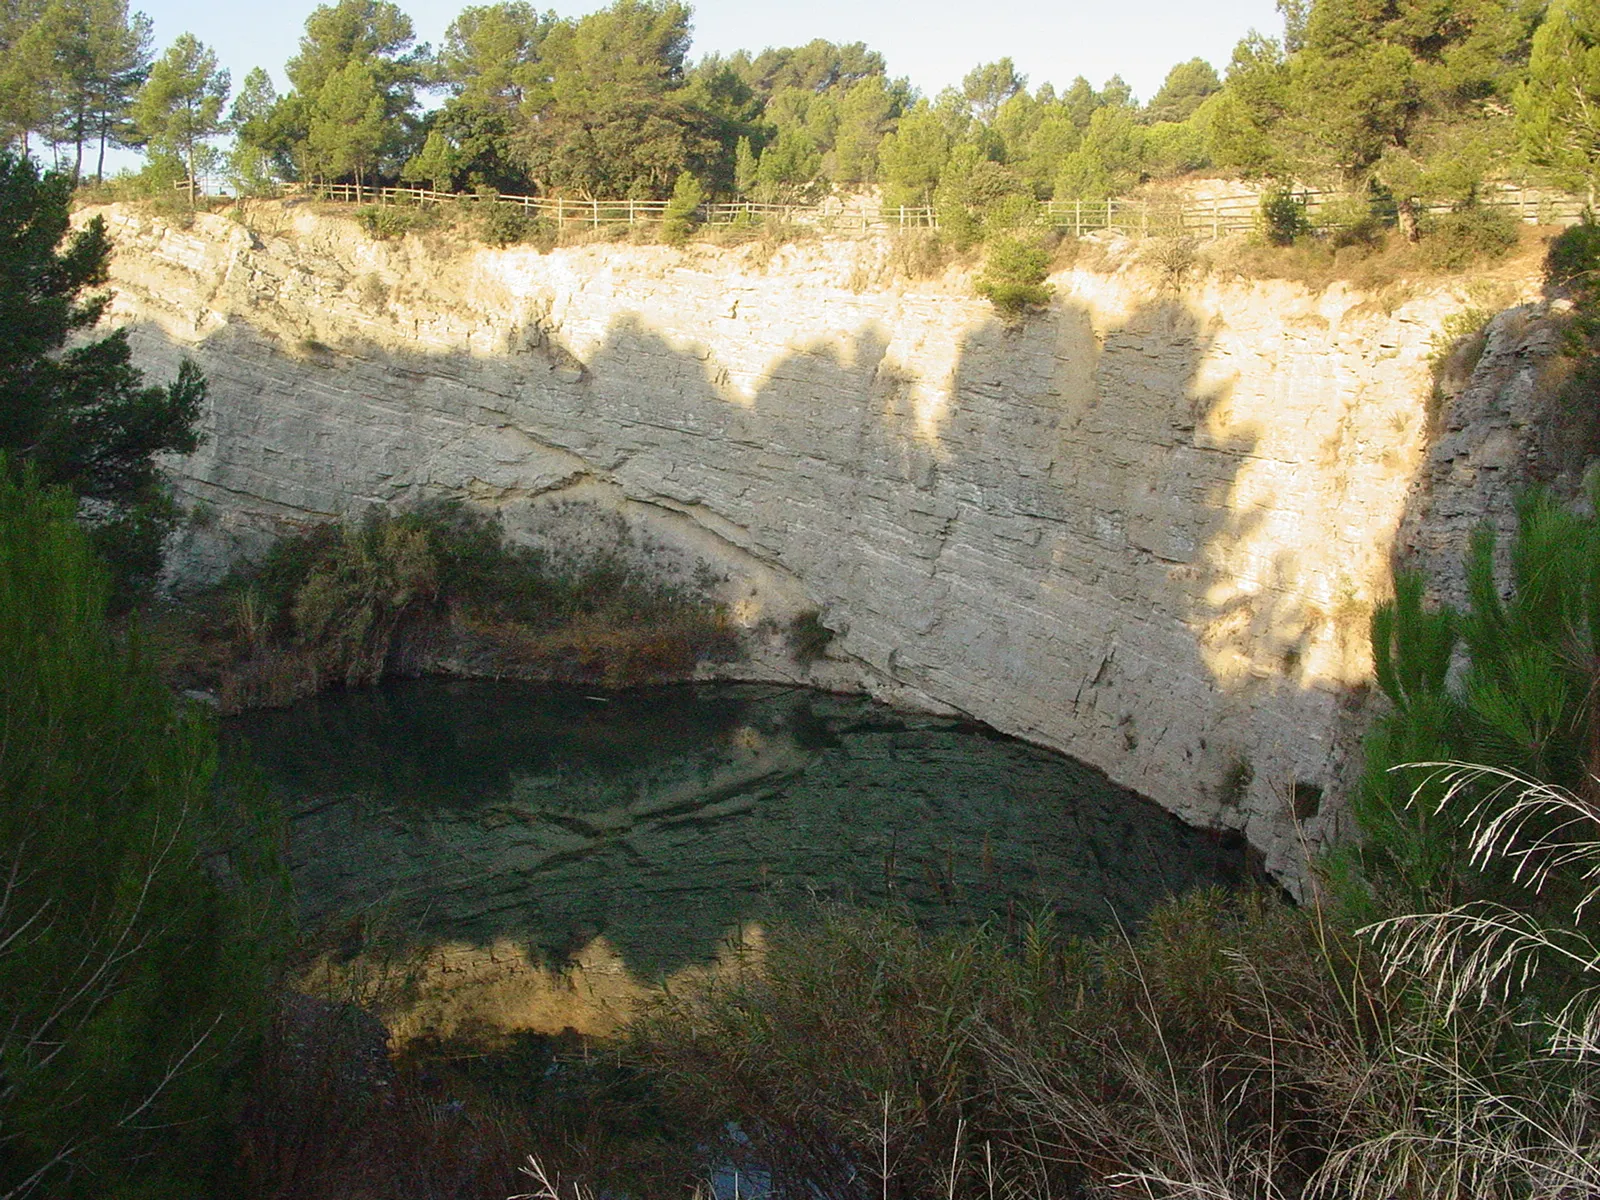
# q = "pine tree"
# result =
<box><xmin>432</xmin><ymin>1</ymin><xmax>551</xmax><ymax>189</ymax></box>
<box><xmin>1359</xmin><ymin>487</ymin><xmax>1600</xmax><ymax>905</ymax></box>
<box><xmin>0</xmin><ymin>150</ymin><xmax>206</xmax><ymax>596</ymax></box>
<box><xmin>1143</xmin><ymin>57</ymin><xmax>1221</xmax><ymax>124</ymax></box>
<box><xmin>829</xmin><ymin>74</ymin><xmax>898</xmax><ymax>183</ymax></box>
<box><xmin>1</xmin><ymin>0</ymin><xmax>149</xmax><ymax>179</ymax></box>
<box><xmin>877</xmin><ymin>100</ymin><xmax>949</xmax><ymax>208</ymax></box>
<box><xmin>733</xmin><ymin>133</ymin><xmax>757</xmax><ymax>196</ymax></box>
<box><xmin>1054</xmin><ymin>105</ymin><xmax>1146</xmax><ymax>199</ymax></box>
<box><xmin>0</xmin><ymin>463</ymin><xmax>286</xmax><ymax>1198</ymax></box>
<box><xmin>306</xmin><ymin>57</ymin><xmax>386</xmax><ymax>191</ymax></box>
<box><xmin>400</xmin><ymin>125</ymin><xmax>458</xmax><ymax>190</ymax></box>
<box><xmin>961</xmin><ymin>57</ymin><xmax>1026</xmax><ymax>124</ymax></box>
<box><xmin>661</xmin><ymin>167</ymin><xmax>702</xmax><ymax>243</ymax></box>
<box><xmin>85</xmin><ymin>0</ymin><xmax>150</xmax><ymax>181</ymax></box>
<box><xmin>0</xmin><ymin>0</ymin><xmax>51</xmax><ymax>150</ymax></box>
<box><xmin>1517</xmin><ymin>0</ymin><xmax>1600</xmax><ymax>201</ymax></box>
<box><xmin>278</xmin><ymin>0</ymin><xmax>425</xmax><ymax>185</ymax></box>
<box><xmin>132</xmin><ymin>32</ymin><xmax>230</xmax><ymax>199</ymax></box>
<box><xmin>228</xmin><ymin>65</ymin><xmax>280</xmax><ymax>194</ymax></box>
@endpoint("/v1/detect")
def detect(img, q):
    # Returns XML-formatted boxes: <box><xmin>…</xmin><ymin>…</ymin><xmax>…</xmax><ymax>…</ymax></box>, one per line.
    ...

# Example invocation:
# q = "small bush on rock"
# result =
<box><xmin>1546</xmin><ymin>211</ymin><xmax>1600</xmax><ymax>285</ymax></box>
<box><xmin>785</xmin><ymin>608</ymin><xmax>834</xmax><ymax>666</ymax></box>
<box><xmin>1419</xmin><ymin>205</ymin><xmax>1518</xmax><ymax>271</ymax></box>
<box><xmin>354</xmin><ymin>203</ymin><xmax>434</xmax><ymax>241</ymax></box>
<box><xmin>975</xmin><ymin>235</ymin><xmax>1053</xmax><ymax>319</ymax></box>
<box><xmin>1260</xmin><ymin>186</ymin><xmax>1312</xmax><ymax>246</ymax></box>
<box><xmin>475</xmin><ymin>202</ymin><xmax>544</xmax><ymax>247</ymax></box>
<box><xmin>662</xmin><ymin>171</ymin><xmax>704</xmax><ymax>246</ymax></box>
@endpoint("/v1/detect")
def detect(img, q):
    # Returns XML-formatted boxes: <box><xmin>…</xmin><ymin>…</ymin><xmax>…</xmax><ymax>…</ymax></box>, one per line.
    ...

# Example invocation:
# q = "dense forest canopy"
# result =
<box><xmin>0</xmin><ymin>0</ymin><xmax>1594</xmax><ymax>214</ymax></box>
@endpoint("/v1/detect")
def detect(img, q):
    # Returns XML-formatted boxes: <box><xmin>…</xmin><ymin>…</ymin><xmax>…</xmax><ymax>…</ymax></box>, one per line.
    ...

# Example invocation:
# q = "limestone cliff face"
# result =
<box><xmin>90</xmin><ymin>200</ymin><xmax>1542</xmax><ymax>883</ymax></box>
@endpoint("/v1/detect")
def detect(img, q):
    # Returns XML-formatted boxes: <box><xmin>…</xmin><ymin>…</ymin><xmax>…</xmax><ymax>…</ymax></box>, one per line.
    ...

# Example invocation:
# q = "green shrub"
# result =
<box><xmin>0</xmin><ymin>463</ymin><xmax>287</xmax><ymax>1197</ymax></box>
<box><xmin>354</xmin><ymin>203</ymin><xmax>434</xmax><ymax>241</ymax></box>
<box><xmin>1316</xmin><ymin>193</ymin><xmax>1388</xmax><ymax>249</ymax></box>
<box><xmin>1260</xmin><ymin>186</ymin><xmax>1312</xmax><ymax>246</ymax></box>
<box><xmin>974</xmin><ymin>235</ymin><xmax>1054</xmax><ymax>318</ymax></box>
<box><xmin>292</xmin><ymin>513</ymin><xmax>440</xmax><ymax>686</ymax></box>
<box><xmin>475</xmin><ymin>201</ymin><xmax>544</xmax><ymax>247</ymax></box>
<box><xmin>785</xmin><ymin>608</ymin><xmax>834</xmax><ymax>666</ymax></box>
<box><xmin>937</xmin><ymin>152</ymin><xmax>1034</xmax><ymax>251</ymax></box>
<box><xmin>662</xmin><ymin>171</ymin><xmax>704</xmax><ymax>246</ymax></box>
<box><xmin>1419</xmin><ymin>205</ymin><xmax>1519</xmax><ymax>271</ymax></box>
<box><xmin>1546</xmin><ymin>212</ymin><xmax>1600</xmax><ymax>286</ymax></box>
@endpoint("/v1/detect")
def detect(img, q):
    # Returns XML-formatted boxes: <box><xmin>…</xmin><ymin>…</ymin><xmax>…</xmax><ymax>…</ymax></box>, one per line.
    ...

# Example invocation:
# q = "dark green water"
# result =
<box><xmin>228</xmin><ymin>680</ymin><xmax>1246</xmax><ymax>977</ymax></box>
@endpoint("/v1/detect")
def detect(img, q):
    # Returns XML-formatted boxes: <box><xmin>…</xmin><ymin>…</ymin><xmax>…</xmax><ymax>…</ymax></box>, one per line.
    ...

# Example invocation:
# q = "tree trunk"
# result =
<box><xmin>1397</xmin><ymin>196</ymin><xmax>1421</xmax><ymax>243</ymax></box>
<box><xmin>72</xmin><ymin>110</ymin><xmax>85</xmax><ymax>184</ymax></box>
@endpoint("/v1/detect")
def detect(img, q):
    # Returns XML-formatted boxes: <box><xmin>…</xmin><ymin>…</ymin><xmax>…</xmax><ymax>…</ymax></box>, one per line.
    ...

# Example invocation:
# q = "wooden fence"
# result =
<box><xmin>240</xmin><ymin>180</ymin><xmax>1588</xmax><ymax>241</ymax></box>
<box><xmin>1037</xmin><ymin>188</ymin><xmax>1587</xmax><ymax>238</ymax></box>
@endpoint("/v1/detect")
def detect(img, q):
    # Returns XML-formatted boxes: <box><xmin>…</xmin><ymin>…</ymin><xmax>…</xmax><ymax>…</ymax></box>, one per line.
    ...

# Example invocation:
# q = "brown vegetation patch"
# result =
<box><xmin>1217</xmin><ymin>221</ymin><xmax>1552</xmax><ymax>292</ymax></box>
<box><xmin>147</xmin><ymin>502</ymin><xmax>741</xmax><ymax>712</ymax></box>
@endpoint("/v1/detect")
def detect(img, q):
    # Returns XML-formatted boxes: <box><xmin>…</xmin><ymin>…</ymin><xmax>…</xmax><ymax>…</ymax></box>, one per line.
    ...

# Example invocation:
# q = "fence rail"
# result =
<box><xmin>220</xmin><ymin>180</ymin><xmax>1588</xmax><ymax>241</ymax></box>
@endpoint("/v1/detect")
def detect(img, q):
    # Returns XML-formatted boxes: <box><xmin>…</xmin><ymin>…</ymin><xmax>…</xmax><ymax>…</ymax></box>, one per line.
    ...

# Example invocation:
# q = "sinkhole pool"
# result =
<box><xmin>228</xmin><ymin>679</ymin><xmax>1247</xmax><ymax>999</ymax></box>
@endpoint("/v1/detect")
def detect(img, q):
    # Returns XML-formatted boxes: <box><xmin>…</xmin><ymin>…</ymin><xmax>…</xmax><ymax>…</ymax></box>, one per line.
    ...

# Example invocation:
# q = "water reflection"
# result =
<box><xmin>230</xmin><ymin>681</ymin><xmax>1244</xmax><ymax>1037</ymax></box>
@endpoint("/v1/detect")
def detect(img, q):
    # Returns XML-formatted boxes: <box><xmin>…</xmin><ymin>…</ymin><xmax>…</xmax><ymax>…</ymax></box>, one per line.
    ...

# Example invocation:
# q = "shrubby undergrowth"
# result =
<box><xmin>634</xmin><ymin>884</ymin><xmax>1597</xmax><ymax>1200</ymax></box>
<box><xmin>0</xmin><ymin>464</ymin><xmax>288</xmax><ymax>1198</ymax></box>
<box><xmin>168</xmin><ymin>501</ymin><xmax>737</xmax><ymax>711</ymax></box>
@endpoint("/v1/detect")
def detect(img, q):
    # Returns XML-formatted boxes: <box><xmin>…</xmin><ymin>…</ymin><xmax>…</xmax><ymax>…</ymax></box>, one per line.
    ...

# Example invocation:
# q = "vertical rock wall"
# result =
<box><xmin>91</xmin><ymin>201</ymin><xmax>1542</xmax><ymax>882</ymax></box>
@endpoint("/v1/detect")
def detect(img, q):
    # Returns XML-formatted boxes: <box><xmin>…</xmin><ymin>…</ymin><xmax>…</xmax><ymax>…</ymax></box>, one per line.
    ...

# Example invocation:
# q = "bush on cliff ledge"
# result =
<box><xmin>189</xmin><ymin>502</ymin><xmax>737</xmax><ymax>709</ymax></box>
<box><xmin>974</xmin><ymin>234</ymin><xmax>1053</xmax><ymax>319</ymax></box>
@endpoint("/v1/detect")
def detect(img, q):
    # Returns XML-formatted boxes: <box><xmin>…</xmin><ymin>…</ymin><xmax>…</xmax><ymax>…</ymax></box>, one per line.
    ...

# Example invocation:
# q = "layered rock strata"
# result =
<box><xmin>91</xmin><ymin>200</ymin><xmax>1542</xmax><ymax>882</ymax></box>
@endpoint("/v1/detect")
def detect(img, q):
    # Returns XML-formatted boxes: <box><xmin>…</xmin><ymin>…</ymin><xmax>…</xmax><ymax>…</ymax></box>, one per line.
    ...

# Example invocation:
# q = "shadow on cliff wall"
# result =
<box><xmin>136</xmin><ymin>275</ymin><xmax>1313</xmax><ymax>986</ymax></box>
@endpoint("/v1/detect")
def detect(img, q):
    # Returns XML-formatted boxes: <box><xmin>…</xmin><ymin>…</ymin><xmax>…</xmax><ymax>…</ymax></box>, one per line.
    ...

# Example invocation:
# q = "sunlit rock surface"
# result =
<box><xmin>96</xmin><ymin>201</ymin><xmax>1542</xmax><ymax>882</ymax></box>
